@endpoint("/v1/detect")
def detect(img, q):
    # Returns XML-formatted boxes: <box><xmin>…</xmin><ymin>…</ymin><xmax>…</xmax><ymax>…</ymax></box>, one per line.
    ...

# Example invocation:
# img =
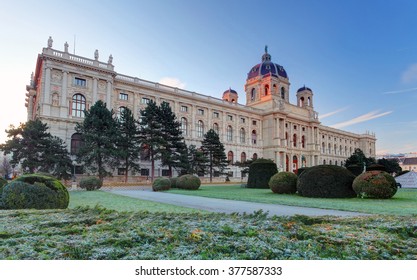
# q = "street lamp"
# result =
<box><xmin>72</xmin><ymin>160</ymin><xmax>77</xmax><ymax>182</ymax></box>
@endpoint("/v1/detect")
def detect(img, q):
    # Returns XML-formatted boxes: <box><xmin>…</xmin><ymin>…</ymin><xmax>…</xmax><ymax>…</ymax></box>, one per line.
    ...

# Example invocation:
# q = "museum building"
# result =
<box><xmin>25</xmin><ymin>37</ymin><xmax>376</xmax><ymax>181</ymax></box>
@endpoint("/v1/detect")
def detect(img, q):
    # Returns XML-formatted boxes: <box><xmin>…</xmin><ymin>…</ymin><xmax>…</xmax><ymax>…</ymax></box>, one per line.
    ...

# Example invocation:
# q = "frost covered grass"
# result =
<box><xmin>1</xmin><ymin>207</ymin><xmax>416</xmax><ymax>260</ymax></box>
<box><xmin>169</xmin><ymin>185</ymin><xmax>417</xmax><ymax>215</ymax></box>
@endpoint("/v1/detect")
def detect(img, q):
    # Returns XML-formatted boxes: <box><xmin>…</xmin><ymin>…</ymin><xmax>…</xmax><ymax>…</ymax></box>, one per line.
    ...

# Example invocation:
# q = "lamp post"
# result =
<box><xmin>72</xmin><ymin>160</ymin><xmax>77</xmax><ymax>190</ymax></box>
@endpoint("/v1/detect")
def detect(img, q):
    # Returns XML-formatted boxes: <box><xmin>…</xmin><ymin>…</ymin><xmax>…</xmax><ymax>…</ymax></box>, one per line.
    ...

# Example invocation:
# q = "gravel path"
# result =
<box><xmin>105</xmin><ymin>189</ymin><xmax>369</xmax><ymax>217</ymax></box>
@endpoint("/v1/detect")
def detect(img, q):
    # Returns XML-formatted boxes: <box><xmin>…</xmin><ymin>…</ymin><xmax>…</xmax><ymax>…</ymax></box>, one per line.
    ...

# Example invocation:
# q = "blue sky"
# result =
<box><xmin>1</xmin><ymin>0</ymin><xmax>417</xmax><ymax>155</ymax></box>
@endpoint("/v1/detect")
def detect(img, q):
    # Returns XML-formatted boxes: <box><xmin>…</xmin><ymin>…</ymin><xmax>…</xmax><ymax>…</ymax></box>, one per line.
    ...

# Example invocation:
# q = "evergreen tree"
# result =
<box><xmin>75</xmin><ymin>100</ymin><xmax>118</xmax><ymax>182</ymax></box>
<box><xmin>201</xmin><ymin>129</ymin><xmax>228</xmax><ymax>182</ymax></box>
<box><xmin>115</xmin><ymin>107</ymin><xmax>141</xmax><ymax>182</ymax></box>
<box><xmin>345</xmin><ymin>148</ymin><xmax>376</xmax><ymax>169</ymax></box>
<box><xmin>377</xmin><ymin>158</ymin><xmax>402</xmax><ymax>175</ymax></box>
<box><xmin>187</xmin><ymin>144</ymin><xmax>208</xmax><ymax>176</ymax></box>
<box><xmin>0</xmin><ymin>119</ymin><xmax>72</xmax><ymax>179</ymax></box>
<box><xmin>138</xmin><ymin>100</ymin><xmax>165</xmax><ymax>182</ymax></box>
<box><xmin>158</xmin><ymin>102</ymin><xmax>188</xmax><ymax>177</ymax></box>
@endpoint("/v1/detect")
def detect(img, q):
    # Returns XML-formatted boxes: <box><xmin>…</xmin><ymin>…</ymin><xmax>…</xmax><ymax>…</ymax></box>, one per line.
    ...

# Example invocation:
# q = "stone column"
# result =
<box><xmin>106</xmin><ymin>80</ymin><xmax>112</xmax><ymax>109</ymax></box>
<box><xmin>43</xmin><ymin>67</ymin><xmax>51</xmax><ymax>116</ymax></box>
<box><xmin>92</xmin><ymin>78</ymin><xmax>98</xmax><ymax>104</ymax></box>
<box><xmin>60</xmin><ymin>71</ymin><xmax>68</xmax><ymax>118</ymax></box>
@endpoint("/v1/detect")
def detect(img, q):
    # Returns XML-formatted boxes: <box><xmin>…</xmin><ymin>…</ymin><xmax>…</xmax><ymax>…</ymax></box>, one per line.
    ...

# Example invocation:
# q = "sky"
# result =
<box><xmin>1</xmin><ymin>0</ymin><xmax>417</xmax><ymax>155</ymax></box>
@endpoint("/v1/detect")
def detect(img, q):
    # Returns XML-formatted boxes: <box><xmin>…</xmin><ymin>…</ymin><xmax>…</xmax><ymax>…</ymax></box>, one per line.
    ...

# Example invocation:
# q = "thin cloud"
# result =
<box><xmin>159</xmin><ymin>77</ymin><xmax>186</xmax><ymax>89</ymax></box>
<box><xmin>320</xmin><ymin>107</ymin><xmax>349</xmax><ymax>120</ymax></box>
<box><xmin>401</xmin><ymin>63</ymin><xmax>417</xmax><ymax>84</ymax></box>
<box><xmin>382</xmin><ymin>87</ymin><xmax>417</xmax><ymax>95</ymax></box>
<box><xmin>330</xmin><ymin>110</ymin><xmax>393</xmax><ymax>129</ymax></box>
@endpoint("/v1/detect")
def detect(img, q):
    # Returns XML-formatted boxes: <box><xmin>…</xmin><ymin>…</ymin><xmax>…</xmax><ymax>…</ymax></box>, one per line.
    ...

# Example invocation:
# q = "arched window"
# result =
<box><xmin>241</xmin><ymin>152</ymin><xmax>247</xmax><ymax>163</ymax></box>
<box><xmin>301</xmin><ymin>135</ymin><xmax>305</xmax><ymax>148</ymax></box>
<box><xmin>251</xmin><ymin>88</ymin><xmax>256</xmax><ymax>101</ymax></box>
<box><xmin>72</xmin><ymin>94</ymin><xmax>86</xmax><ymax>117</ymax></box>
<box><xmin>227</xmin><ymin>125</ymin><xmax>233</xmax><ymax>142</ymax></box>
<box><xmin>264</xmin><ymin>84</ymin><xmax>269</xmax><ymax>96</ymax></box>
<box><xmin>240</xmin><ymin>128</ymin><xmax>246</xmax><ymax>143</ymax></box>
<box><xmin>299</xmin><ymin>97</ymin><xmax>304</xmax><ymax>107</ymax></box>
<box><xmin>322</xmin><ymin>142</ymin><xmax>326</xmax><ymax>153</ymax></box>
<box><xmin>334</xmin><ymin>144</ymin><xmax>337</xmax><ymax>155</ymax></box>
<box><xmin>197</xmin><ymin>120</ymin><xmax>204</xmax><ymax>138</ymax></box>
<box><xmin>70</xmin><ymin>133</ymin><xmax>83</xmax><ymax>155</ymax></box>
<box><xmin>280</xmin><ymin>87</ymin><xmax>285</xmax><ymax>99</ymax></box>
<box><xmin>252</xmin><ymin>130</ymin><xmax>257</xmax><ymax>145</ymax></box>
<box><xmin>293</xmin><ymin>134</ymin><xmax>297</xmax><ymax>147</ymax></box>
<box><xmin>253</xmin><ymin>153</ymin><xmax>258</xmax><ymax>160</ymax></box>
<box><xmin>328</xmin><ymin>143</ymin><xmax>331</xmax><ymax>154</ymax></box>
<box><xmin>213</xmin><ymin>123</ymin><xmax>219</xmax><ymax>135</ymax></box>
<box><xmin>227</xmin><ymin>151</ymin><xmax>234</xmax><ymax>164</ymax></box>
<box><xmin>181</xmin><ymin>117</ymin><xmax>187</xmax><ymax>136</ymax></box>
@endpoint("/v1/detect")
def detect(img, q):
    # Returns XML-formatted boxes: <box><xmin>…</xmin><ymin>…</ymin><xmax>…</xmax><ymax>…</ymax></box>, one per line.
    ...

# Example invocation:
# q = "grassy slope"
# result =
<box><xmin>69</xmin><ymin>191</ymin><xmax>206</xmax><ymax>214</ymax></box>
<box><xmin>168</xmin><ymin>185</ymin><xmax>417</xmax><ymax>215</ymax></box>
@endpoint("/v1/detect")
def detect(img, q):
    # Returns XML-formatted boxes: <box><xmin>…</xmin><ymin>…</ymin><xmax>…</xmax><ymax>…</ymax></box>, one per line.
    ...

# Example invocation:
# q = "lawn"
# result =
<box><xmin>1</xmin><ymin>207</ymin><xmax>417</xmax><ymax>260</ymax></box>
<box><xmin>69</xmin><ymin>191</ymin><xmax>206</xmax><ymax>214</ymax></box>
<box><xmin>168</xmin><ymin>185</ymin><xmax>417</xmax><ymax>215</ymax></box>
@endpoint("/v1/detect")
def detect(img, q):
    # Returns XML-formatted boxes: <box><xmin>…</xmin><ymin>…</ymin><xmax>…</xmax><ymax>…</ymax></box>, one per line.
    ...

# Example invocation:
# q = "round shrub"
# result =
<box><xmin>1</xmin><ymin>174</ymin><xmax>69</xmax><ymax>209</ymax></box>
<box><xmin>297</xmin><ymin>165</ymin><xmax>356</xmax><ymax>198</ymax></box>
<box><xmin>152</xmin><ymin>177</ymin><xmax>171</xmax><ymax>191</ymax></box>
<box><xmin>247</xmin><ymin>158</ymin><xmax>278</xmax><ymax>189</ymax></box>
<box><xmin>0</xmin><ymin>178</ymin><xmax>7</xmax><ymax>209</ymax></box>
<box><xmin>296</xmin><ymin>167</ymin><xmax>309</xmax><ymax>178</ymax></box>
<box><xmin>269</xmin><ymin>172</ymin><xmax>298</xmax><ymax>194</ymax></box>
<box><xmin>0</xmin><ymin>177</ymin><xmax>7</xmax><ymax>187</ymax></box>
<box><xmin>79</xmin><ymin>177</ymin><xmax>102</xmax><ymax>191</ymax></box>
<box><xmin>169</xmin><ymin>177</ymin><xmax>178</xmax><ymax>188</ymax></box>
<box><xmin>352</xmin><ymin>171</ymin><xmax>397</xmax><ymax>199</ymax></box>
<box><xmin>176</xmin><ymin>174</ymin><xmax>201</xmax><ymax>190</ymax></box>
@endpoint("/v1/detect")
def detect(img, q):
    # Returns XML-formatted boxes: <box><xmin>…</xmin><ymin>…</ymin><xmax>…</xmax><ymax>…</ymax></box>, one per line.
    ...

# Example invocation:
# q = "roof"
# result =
<box><xmin>247</xmin><ymin>49</ymin><xmax>288</xmax><ymax>80</ymax></box>
<box><xmin>297</xmin><ymin>86</ymin><xmax>313</xmax><ymax>93</ymax></box>
<box><xmin>402</xmin><ymin>157</ymin><xmax>417</xmax><ymax>165</ymax></box>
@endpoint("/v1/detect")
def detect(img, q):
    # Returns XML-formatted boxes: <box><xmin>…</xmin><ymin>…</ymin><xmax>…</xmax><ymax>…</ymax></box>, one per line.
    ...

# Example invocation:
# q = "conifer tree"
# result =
<box><xmin>115</xmin><ymin>107</ymin><xmax>141</xmax><ymax>182</ymax></box>
<box><xmin>138</xmin><ymin>100</ymin><xmax>165</xmax><ymax>182</ymax></box>
<box><xmin>0</xmin><ymin>119</ymin><xmax>72</xmax><ymax>179</ymax></box>
<box><xmin>75</xmin><ymin>100</ymin><xmax>118</xmax><ymax>182</ymax></box>
<box><xmin>187</xmin><ymin>144</ymin><xmax>208</xmax><ymax>176</ymax></box>
<box><xmin>158</xmin><ymin>102</ymin><xmax>188</xmax><ymax>177</ymax></box>
<box><xmin>201</xmin><ymin>129</ymin><xmax>228</xmax><ymax>182</ymax></box>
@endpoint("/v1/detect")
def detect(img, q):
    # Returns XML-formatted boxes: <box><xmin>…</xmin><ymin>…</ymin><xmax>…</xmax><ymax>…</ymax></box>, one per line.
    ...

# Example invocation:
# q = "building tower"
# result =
<box><xmin>296</xmin><ymin>86</ymin><xmax>314</xmax><ymax>108</ymax></box>
<box><xmin>222</xmin><ymin>88</ymin><xmax>238</xmax><ymax>103</ymax></box>
<box><xmin>245</xmin><ymin>46</ymin><xmax>290</xmax><ymax>108</ymax></box>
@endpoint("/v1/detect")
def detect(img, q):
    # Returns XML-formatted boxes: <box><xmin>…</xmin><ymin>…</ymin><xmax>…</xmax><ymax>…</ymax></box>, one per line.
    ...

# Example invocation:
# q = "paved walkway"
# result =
<box><xmin>105</xmin><ymin>189</ymin><xmax>369</xmax><ymax>217</ymax></box>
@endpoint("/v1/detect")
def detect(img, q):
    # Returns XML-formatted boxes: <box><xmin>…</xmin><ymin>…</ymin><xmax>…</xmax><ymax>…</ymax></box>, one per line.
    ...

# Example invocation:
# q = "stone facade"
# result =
<box><xmin>26</xmin><ymin>38</ymin><xmax>376</xmax><ymax>182</ymax></box>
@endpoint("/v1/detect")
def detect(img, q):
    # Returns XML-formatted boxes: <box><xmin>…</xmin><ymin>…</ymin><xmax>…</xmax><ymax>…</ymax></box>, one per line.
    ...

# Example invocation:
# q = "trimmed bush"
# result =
<box><xmin>79</xmin><ymin>177</ymin><xmax>102</xmax><ymax>191</ymax></box>
<box><xmin>152</xmin><ymin>177</ymin><xmax>171</xmax><ymax>191</ymax></box>
<box><xmin>176</xmin><ymin>174</ymin><xmax>201</xmax><ymax>190</ymax></box>
<box><xmin>247</xmin><ymin>158</ymin><xmax>278</xmax><ymax>189</ymax></box>
<box><xmin>367</xmin><ymin>164</ymin><xmax>387</xmax><ymax>172</ymax></box>
<box><xmin>1</xmin><ymin>174</ymin><xmax>69</xmax><ymax>209</ymax></box>
<box><xmin>269</xmin><ymin>172</ymin><xmax>298</xmax><ymax>194</ymax></box>
<box><xmin>297</xmin><ymin>165</ymin><xmax>356</xmax><ymax>198</ymax></box>
<box><xmin>0</xmin><ymin>178</ymin><xmax>7</xmax><ymax>209</ymax></box>
<box><xmin>169</xmin><ymin>177</ymin><xmax>178</xmax><ymax>188</ymax></box>
<box><xmin>346</xmin><ymin>164</ymin><xmax>364</xmax><ymax>176</ymax></box>
<box><xmin>353</xmin><ymin>171</ymin><xmax>397</xmax><ymax>199</ymax></box>
<box><xmin>296</xmin><ymin>167</ymin><xmax>309</xmax><ymax>178</ymax></box>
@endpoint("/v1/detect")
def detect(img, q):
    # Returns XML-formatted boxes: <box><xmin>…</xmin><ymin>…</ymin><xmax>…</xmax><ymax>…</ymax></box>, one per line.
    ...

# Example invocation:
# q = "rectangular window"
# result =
<box><xmin>198</xmin><ymin>109</ymin><xmax>204</xmax><ymax>115</ymax></box>
<box><xmin>213</xmin><ymin>112</ymin><xmax>219</xmax><ymax>118</ymax></box>
<box><xmin>74</xmin><ymin>77</ymin><xmax>86</xmax><ymax>87</ymax></box>
<box><xmin>240</xmin><ymin>117</ymin><xmax>246</xmax><ymax>123</ymax></box>
<box><xmin>141</xmin><ymin>97</ymin><xmax>150</xmax><ymax>104</ymax></box>
<box><xmin>119</xmin><ymin>93</ymin><xmax>128</xmax><ymax>101</ymax></box>
<box><xmin>252</xmin><ymin>120</ymin><xmax>257</xmax><ymax>125</ymax></box>
<box><xmin>227</xmin><ymin>115</ymin><xmax>233</xmax><ymax>121</ymax></box>
<box><xmin>118</xmin><ymin>168</ymin><xmax>127</xmax><ymax>175</ymax></box>
<box><xmin>162</xmin><ymin>169</ymin><xmax>170</xmax><ymax>176</ymax></box>
<box><xmin>180</xmin><ymin>105</ymin><xmax>188</xmax><ymax>112</ymax></box>
<box><xmin>140</xmin><ymin>168</ymin><xmax>150</xmax><ymax>176</ymax></box>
